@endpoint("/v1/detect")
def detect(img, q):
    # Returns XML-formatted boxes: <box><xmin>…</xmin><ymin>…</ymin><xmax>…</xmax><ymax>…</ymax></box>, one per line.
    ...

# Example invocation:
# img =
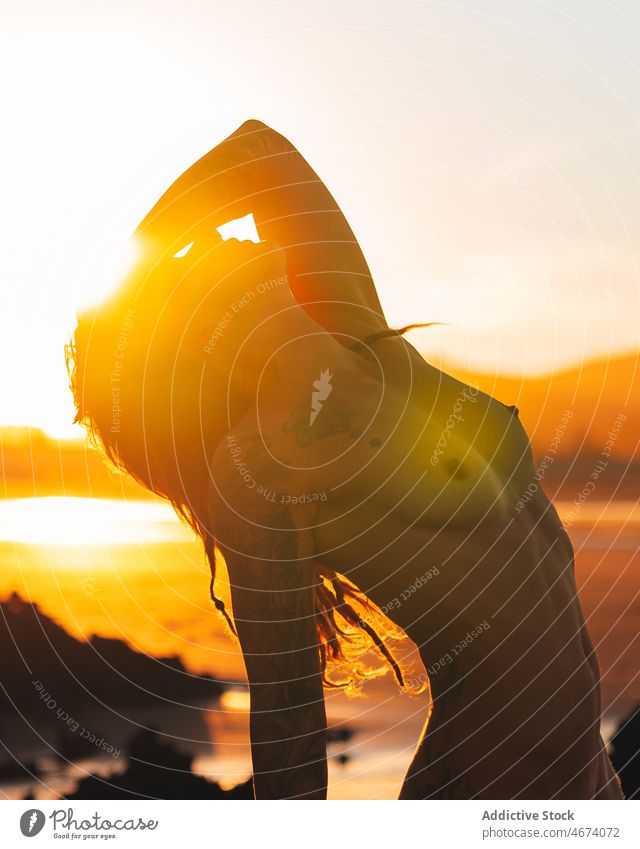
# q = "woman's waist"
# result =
<box><xmin>317</xmin><ymin>511</ymin><xmax>566</xmax><ymax>598</ymax></box>
<box><xmin>421</xmin><ymin>639</ymin><xmax>600</xmax><ymax>742</ymax></box>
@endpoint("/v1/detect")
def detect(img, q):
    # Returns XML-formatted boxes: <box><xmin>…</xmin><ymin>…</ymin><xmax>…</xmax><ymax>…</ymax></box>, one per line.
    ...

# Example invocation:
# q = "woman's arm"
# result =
<box><xmin>135</xmin><ymin>119</ymin><xmax>388</xmax><ymax>339</ymax></box>
<box><xmin>208</xmin><ymin>480</ymin><xmax>327</xmax><ymax>799</ymax></box>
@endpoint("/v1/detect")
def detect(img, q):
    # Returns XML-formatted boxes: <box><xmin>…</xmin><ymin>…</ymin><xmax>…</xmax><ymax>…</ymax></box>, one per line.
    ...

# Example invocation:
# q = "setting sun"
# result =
<box><xmin>2</xmin><ymin>4</ymin><xmax>640</xmax><ymax>440</ymax></box>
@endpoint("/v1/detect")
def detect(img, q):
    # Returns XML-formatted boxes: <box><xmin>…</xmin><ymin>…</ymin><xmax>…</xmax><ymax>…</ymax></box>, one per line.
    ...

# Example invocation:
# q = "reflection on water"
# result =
<box><xmin>0</xmin><ymin>496</ymin><xmax>638</xmax><ymax>799</ymax></box>
<box><xmin>555</xmin><ymin>499</ymin><xmax>640</xmax><ymax>526</ymax></box>
<box><xmin>0</xmin><ymin>497</ymin><xmax>191</xmax><ymax>546</ymax></box>
<box><xmin>0</xmin><ymin>538</ymin><xmax>240</xmax><ymax>680</ymax></box>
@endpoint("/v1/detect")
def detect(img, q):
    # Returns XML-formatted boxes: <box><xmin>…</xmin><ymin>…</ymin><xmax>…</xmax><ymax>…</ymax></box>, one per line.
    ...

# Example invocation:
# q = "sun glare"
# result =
<box><xmin>0</xmin><ymin>496</ymin><xmax>191</xmax><ymax>547</ymax></box>
<box><xmin>216</xmin><ymin>213</ymin><xmax>260</xmax><ymax>243</ymax></box>
<box><xmin>79</xmin><ymin>237</ymin><xmax>143</xmax><ymax>311</ymax></box>
<box><xmin>173</xmin><ymin>241</ymin><xmax>195</xmax><ymax>258</ymax></box>
<box><xmin>219</xmin><ymin>690</ymin><xmax>251</xmax><ymax>712</ymax></box>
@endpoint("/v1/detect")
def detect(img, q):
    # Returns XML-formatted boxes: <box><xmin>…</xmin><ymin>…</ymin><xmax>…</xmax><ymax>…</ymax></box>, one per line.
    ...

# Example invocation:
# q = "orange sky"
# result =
<box><xmin>2</xmin><ymin>1</ymin><xmax>640</xmax><ymax>438</ymax></box>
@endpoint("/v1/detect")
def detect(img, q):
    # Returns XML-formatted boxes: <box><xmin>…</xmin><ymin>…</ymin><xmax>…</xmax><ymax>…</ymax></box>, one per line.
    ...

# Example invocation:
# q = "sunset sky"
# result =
<box><xmin>2</xmin><ymin>0</ymin><xmax>640</xmax><ymax>438</ymax></box>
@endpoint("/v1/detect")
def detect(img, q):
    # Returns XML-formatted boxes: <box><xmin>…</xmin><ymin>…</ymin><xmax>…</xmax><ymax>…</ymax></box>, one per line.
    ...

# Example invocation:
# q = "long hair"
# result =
<box><xmin>65</xmin><ymin>243</ymin><xmax>426</xmax><ymax>695</ymax></box>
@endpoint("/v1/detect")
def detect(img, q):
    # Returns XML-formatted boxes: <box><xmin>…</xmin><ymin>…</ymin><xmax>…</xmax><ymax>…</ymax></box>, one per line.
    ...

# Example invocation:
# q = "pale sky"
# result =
<box><xmin>1</xmin><ymin>0</ymin><xmax>639</xmax><ymax>437</ymax></box>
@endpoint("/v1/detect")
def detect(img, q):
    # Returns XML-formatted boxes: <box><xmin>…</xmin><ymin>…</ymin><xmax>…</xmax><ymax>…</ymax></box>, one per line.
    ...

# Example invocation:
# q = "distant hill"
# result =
<box><xmin>1</xmin><ymin>351</ymin><xmax>638</xmax><ymax>498</ymax></box>
<box><xmin>0</xmin><ymin>592</ymin><xmax>224</xmax><ymax>719</ymax></box>
<box><xmin>0</xmin><ymin>594</ymin><xmax>248</xmax><ymax>800</ymax></box>
<box><xmin>0</xmin><ymin>426</ymin><xmax>152</xmax><ymax>499</ymax></box>
<box><xmin>437</xmin><ymin>350</ymin><xmax>640</xmax><ymax>462</ymax></box>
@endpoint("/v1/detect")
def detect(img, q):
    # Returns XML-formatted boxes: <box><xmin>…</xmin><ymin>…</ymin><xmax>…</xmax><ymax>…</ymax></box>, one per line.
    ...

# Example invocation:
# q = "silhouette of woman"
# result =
<box><xmin>67</xmin><ymin>121</ymin><xmax>623</xmax><ymax>799</ymax></box>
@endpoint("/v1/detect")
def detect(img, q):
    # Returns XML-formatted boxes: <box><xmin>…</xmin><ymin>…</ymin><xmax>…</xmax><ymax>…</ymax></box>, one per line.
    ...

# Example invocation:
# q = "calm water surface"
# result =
<box><xmin>0</xmin><ymin>497</ymin><xmax>637</xmax><ymax>799</ymax></box>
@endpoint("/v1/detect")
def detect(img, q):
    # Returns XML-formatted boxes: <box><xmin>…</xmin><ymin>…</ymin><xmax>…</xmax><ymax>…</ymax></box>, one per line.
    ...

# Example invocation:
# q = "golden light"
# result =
<box><xmin>78</xmin><ymin>236</ymin><xmax>142</xmax><ymax>311</ymax></box>
<box><xmin>173</xmin><ymin>241</ymin><xmax>195</xmax><ymax>258</ymax></box>
<box><xmin>216</xmin><ymin>213</ymin><xmax>260</xmax><ymax>243</ymax></box>
<box><xmin>220</xmin><ymin>690</ymin><xmax>251</xmax><ymax>712</ymax></box>
<box><xmin>0</xmin><ymin>496</ymin><xmax>191</xmax><ymax>547</ymax></box>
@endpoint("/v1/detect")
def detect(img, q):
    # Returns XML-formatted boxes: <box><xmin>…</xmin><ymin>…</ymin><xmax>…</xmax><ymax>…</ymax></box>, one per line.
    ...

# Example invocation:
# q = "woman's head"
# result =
<box><xmin>67</xmin><ymin>234</ymin><xmax>290</xmax><ymax>511</ymax></box>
